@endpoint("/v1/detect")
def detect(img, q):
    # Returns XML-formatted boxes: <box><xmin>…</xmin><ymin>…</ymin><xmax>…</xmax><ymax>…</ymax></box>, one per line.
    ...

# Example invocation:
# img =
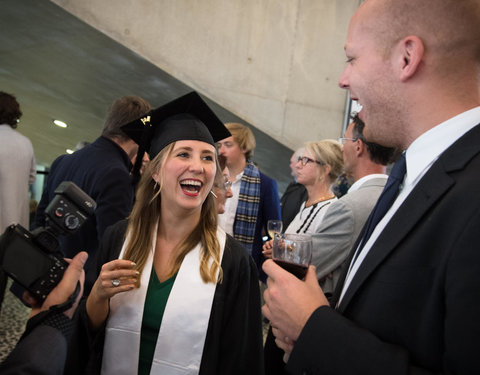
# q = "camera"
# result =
<box><xmin>0</xmin><ymin>181</ymin><xmax>96</xmax><ymax>301</ymax></box>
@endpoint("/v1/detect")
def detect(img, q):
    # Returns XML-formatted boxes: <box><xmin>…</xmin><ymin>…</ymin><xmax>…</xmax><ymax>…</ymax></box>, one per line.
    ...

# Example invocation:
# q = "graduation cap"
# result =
<box><xmin>122</xmin><ymin>91</ymin><xmax>231</xmax><ymax>161</ymax></box>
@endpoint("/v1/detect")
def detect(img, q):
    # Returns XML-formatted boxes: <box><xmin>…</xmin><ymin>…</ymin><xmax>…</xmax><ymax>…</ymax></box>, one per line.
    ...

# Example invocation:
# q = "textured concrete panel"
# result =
<box><xmin>283</xmin><ymin>100</ymin><xmax>344</xmax><ymax>150</ymax></box>
<box><xmin>50</xmin><ymin>0</ymin><xmax>360</xmax><ymax>149</ymax></box>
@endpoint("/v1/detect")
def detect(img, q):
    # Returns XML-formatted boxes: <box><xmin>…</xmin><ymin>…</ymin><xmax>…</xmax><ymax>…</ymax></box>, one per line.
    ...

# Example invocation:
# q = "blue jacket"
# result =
<box><xmin>251</xmin><ymin>171</ymin><xmax>281</xmax><ymax>282</ymax></box>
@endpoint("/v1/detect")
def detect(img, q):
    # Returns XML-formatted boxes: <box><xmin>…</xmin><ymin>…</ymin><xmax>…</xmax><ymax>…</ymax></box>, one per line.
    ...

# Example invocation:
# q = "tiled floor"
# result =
<box><xmin>0</xmin><ymin>279</ymin><xmax>31</xmax><ymax>362</ymax></box>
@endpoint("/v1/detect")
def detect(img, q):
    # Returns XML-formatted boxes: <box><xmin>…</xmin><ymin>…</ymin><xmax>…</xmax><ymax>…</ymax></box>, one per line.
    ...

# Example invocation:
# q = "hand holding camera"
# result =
<box><xmin>0</xmin><ymin>181</ymin><xmax>96</xmax><ymax>303</ymax></box>
<box><xmin>23</xmin><ymin>251</ymin><xmax>88</xmax><ymax>319</ymax></box>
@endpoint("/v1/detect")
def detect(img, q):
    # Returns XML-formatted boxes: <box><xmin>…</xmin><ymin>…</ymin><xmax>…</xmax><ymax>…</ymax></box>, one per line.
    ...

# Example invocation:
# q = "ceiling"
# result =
<box><xmin>0</xmin><ymin>0</ymin><xmax>292</xmax><ymax>191</ymax></box>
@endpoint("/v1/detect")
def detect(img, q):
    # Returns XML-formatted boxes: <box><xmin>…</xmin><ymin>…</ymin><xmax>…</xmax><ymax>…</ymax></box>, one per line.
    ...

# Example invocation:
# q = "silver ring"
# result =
<box><xmin>112</xmin><ymin>279</ymin><xmax>121</xmax><ymax>287</ymax></box>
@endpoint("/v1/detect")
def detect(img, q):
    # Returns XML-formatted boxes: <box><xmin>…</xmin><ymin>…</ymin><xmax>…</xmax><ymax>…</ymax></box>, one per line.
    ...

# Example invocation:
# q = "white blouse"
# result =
<box><xmin>285</xmin><ymin>197</ymin><xmax>337</xmax><ymax>234</ymax></box>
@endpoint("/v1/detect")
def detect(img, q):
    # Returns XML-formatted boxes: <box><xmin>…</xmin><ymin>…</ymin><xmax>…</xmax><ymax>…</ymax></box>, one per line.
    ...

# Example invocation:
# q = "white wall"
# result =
<box><xmin>50</xmin><ymin>0</ymin><xmax>360</xmax><ymax>150</ymax></box>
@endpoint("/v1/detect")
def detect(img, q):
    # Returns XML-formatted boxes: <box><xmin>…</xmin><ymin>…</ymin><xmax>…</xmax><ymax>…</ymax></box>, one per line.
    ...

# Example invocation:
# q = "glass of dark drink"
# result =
<box><xmin>272</xmin><ymin>233</ymin><xmax>312</xmax><ymax>280</ymax></box>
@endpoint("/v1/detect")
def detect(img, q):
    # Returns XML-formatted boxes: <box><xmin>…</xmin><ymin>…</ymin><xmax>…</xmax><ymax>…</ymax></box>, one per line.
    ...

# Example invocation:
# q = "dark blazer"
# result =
<box><xmin>252</xmin><ymin>171</ymin><xmax>281</xmax><ymax>282</ymax></box>
<box><xmin>34</xmin><ymin>137</ymin><xmax>134</xmax><ymax>270</ymax></box>
<box><xmin>286</xmin><ymin>123</ymin><xmax>480</xmax><ymax>374</ymax></box>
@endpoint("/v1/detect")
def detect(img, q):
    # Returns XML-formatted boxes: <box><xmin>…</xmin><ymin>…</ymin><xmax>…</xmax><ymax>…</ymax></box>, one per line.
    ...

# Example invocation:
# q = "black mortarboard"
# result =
<box><xmin>121</xmin><ymin>91</ymin><xmax>231</xmax><ymax>161</ymax></box>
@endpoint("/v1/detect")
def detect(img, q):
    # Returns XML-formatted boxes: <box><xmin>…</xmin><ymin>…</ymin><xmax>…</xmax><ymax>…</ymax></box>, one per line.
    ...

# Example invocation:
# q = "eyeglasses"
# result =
<box><xmin>297</xmin><ymin>156</ymin><xmax>323</xmax><ymax>166</ymax></box>
<box><xmin>338</xmin><ymin>137</ymin><xmax>358</xmax><ymax>146</ymax></box>
<box><xmin>215</xmin><ymin>178</ymin><xmax>232</xmax><ymax>191</ymax></box>
<box><xmin>223</xmin><ymin>179</ymin><xmax>233</xmax><ymax>190</ymax></box>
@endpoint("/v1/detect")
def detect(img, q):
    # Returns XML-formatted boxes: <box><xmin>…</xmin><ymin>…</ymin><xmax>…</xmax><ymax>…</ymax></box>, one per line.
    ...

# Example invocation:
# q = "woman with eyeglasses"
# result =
<box><xmin>262</xmin><ymin>139</ymin><xmax>343</xmax><ymax>375</ymax></box>
<box><xmin>212</xmin><ymin>154</ymin><xmax>233</xmax><ymax>214</ymax></box>
<box><xmin>262</xmin><ymin>140</ymin><xmax>343</xmax><ymax>256</ymax></box>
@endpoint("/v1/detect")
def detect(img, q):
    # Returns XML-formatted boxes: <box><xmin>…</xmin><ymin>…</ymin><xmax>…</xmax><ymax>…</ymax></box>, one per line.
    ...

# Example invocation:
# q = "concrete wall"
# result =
<box><xmin>50</xmin><ymin>0</ymin><xmax>360</xmax><ymax>150</ymax></box>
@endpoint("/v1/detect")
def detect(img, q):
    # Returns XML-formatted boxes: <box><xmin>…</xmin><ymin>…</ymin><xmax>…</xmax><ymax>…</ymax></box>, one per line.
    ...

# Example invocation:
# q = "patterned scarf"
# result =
<box><xmin>233</xmin><ymin>162</ymin><xmax>261</xmax><ymax>254</ymax></box>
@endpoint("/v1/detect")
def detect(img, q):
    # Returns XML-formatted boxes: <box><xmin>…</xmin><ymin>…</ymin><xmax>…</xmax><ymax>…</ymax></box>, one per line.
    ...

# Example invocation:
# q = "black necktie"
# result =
<box><xmin>354</xmin><ymin>153</ymin><xmax>407</xmax><ymax>260</ymax></box>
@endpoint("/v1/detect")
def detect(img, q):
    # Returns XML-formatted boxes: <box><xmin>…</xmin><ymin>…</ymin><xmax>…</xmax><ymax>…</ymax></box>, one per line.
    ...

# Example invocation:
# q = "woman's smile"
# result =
<box><xmin>179</xmin><ymin>178</ymin><xmax>203</xmax><ymax>196</ymax></box>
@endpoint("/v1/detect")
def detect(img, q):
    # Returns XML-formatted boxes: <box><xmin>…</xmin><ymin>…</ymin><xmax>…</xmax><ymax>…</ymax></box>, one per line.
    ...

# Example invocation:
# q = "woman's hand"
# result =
<box><xmin>92</xmin><ymin>259</ymin><xmax>138</xmax><ymax>301</ymax></box>
<box><xmin>262</xmin><ymin>239</ymin><xmax>274</xmax><ymax>259</ymax></box>
<box><xmin>86</xmin><ymin>259</ymin><xmax>139</xmax><ymax>330</ymax></box>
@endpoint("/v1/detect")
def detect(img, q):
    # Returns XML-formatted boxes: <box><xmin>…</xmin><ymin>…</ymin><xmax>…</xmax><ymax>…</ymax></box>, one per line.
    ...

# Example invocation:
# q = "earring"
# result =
<box><xmin>154</xmin><ymin>180</ymin><xmax>159</xmax><ymax>191</ymax></box>
<box><xmin>210</xmin><ymin>190</ymin><xmax>218</xmax><ymax>198</ymax></box>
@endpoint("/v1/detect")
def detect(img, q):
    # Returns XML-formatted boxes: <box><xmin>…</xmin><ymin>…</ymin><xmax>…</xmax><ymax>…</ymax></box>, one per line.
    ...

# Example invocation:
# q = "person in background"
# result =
<box><xmin>332</xmin><ymin>172</ymin><xmax>352</xmax><ymax>198</ymax></box>
<box><xmin>283</xmin><ymin>140</ymin><xmax>343</xmax><ymax>235</ymax></box>
<box><xmin>35</xmin><ymin>96</ymin><xmax>151</xmax><ymax>271</ymax></box>
<box><xmin>262</xmin><ymin>139</ymin><xmax>343</xmax><ymax>283</ymax></box>
<box><xmin>212</xmin><ymin>154</ymin><xmax>233</xmax><ymax>214</ymax></box>
<box><xmin>0</xmin><ymin>91</ymin><xmax>37</xmax><ymax>356</ymax></box>
<box><xmin>309</xmin><ymin>113</ymin><xmax>395</xmax><ymax>294</ymax></box>
<box><xmin>264</xmin><ymin>114</ymin><xmax>394</xmax><ymax>374</ymax></box>
<box><xmin>263</xmin><ymin>0</ymin><xmax>480</xmax><ymax>373</ymax></box>
<box><xmin>217</xmin><ymin>122</ymin><xmax>281</xmax><ymax>282</ymax></box>
<box><xmin>65</xmin><ymin>92</ymin><xmax>264</xmax><ymax>375</ymax></box>
<box><xmin>280</xmin><ymin>148</ymin><xmax>308</xmax><ymax>229</ymax></box>
<box><xmin>0</xmin><ymin>91</ymin><xmax>36</xmax><ymax>232</ymax></box>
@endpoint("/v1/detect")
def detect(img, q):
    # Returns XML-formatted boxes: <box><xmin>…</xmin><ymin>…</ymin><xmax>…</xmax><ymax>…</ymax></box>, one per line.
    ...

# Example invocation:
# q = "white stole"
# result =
<box><xmin>101</xmin><ymin>226</ymin><xmax>226</xmax><ymax>375</ymax></box>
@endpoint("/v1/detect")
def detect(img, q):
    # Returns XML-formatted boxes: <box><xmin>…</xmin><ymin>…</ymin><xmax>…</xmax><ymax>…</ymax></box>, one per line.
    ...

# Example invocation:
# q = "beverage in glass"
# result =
<box><xmin>267</xmin><ymin>220</ymin><xmax>283</xmax><ymax>239</ymax></box>
<box><xmin>272</xmin><ymin>233</ymin><xmax>312</xmax><ymax>280</ymax></box>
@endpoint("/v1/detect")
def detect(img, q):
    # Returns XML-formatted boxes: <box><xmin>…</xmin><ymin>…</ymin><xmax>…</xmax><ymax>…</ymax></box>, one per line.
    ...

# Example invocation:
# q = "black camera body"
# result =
<box><xmin>0</xmin><ymin>181</ymin><xmax>96</xmax><ymax>301</ymax></box>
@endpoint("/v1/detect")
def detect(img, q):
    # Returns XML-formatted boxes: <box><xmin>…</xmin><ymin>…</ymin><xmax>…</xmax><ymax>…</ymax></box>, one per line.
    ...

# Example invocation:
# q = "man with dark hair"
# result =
<box><xmin>309</xmin><ymin>113</ymin><xmax>395</xmax><ymax>294</ymax></box>
<box><xmin>263</xmin><ymin>0</ymin><xmax>480</xmax><ymax>373</ymax></box>
<box><xmin>264</xmin><ymin>114</ymin><xmax>394</xmax><ymax>374</ymax></box>
<box><xmin>0</xmin><ymin>92</ymin><xmax>36</xmax><ymax>232</ymax></box>
<box><xmin>35</xmin><ymin>96</ymin><xmax>151</xmax><ymax>270</ymax></box>
<box><xmin>350</xmin><ymin>113</ymin><xmax>398</xmax><ymax>165</ymax></box>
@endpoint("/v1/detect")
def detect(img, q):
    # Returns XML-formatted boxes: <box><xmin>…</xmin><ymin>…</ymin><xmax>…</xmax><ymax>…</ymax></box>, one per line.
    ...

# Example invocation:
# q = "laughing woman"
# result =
<box><xmin>66</xmin><ymin>93</ymin><xmax>264</xmax><ymax>375</ymax></box>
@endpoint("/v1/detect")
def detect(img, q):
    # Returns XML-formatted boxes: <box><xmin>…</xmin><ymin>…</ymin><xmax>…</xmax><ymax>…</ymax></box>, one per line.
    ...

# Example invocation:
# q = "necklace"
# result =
<box><xmin>305</xmin><ymin>194</ymin><xmax>335</xmax><ymax>208</ymax></box>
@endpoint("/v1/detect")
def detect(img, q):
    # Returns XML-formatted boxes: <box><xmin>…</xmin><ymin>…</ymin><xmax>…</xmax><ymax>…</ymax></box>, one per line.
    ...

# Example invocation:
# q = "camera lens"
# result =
<box><xmin>64</xmin><ymin>214</ymin><xmax>80</xmax><ymax>230</ymax></box>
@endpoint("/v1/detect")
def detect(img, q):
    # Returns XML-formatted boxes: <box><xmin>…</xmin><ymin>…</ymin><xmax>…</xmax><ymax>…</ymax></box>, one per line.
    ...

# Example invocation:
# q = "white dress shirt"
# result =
<box><xmin>218</xmin><ymin>171</ymin><xmax>243</xmax><ymax>236</ymax></box>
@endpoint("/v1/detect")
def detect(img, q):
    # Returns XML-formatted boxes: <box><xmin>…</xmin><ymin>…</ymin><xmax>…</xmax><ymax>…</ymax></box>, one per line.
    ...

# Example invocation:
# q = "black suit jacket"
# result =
<box><xmin>286</xmin><ymin>123</ymin><xmax>480</xmax><ymax>374</ymax></box>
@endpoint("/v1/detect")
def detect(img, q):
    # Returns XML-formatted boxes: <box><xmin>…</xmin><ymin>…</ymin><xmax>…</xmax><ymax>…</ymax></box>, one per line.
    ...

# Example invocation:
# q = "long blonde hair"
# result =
<box><xmin>122</xmin><ymin>142</ymin><xmax>223</xmax><ymax>284</ymax></box>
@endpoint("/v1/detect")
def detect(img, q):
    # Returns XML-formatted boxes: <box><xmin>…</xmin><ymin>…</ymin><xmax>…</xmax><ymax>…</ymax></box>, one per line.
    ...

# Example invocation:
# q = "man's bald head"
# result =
<box><xmin>339</xmin><ymin>0</ymin><xmax>480</xmax><ymax>149</ymax></box>
<box><xmin>358</xmin><ymin>0</ymin><xmax>480</xmax><ymax>65</ymax></box>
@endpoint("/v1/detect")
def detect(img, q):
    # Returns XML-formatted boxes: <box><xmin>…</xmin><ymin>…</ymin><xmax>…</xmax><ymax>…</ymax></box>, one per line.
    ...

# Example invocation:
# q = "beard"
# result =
<box><xmin>360</xmin><ymin>80</ymin><xmax>409</xmax><ymax>150</ymax></box>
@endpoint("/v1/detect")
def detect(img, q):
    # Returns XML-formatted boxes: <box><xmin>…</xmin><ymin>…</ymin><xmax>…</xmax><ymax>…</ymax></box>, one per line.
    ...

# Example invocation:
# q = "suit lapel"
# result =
<box><xmin>337</xmin><ymin>123</ymin><xmax>480</xmax><ymax>312</ymax></box>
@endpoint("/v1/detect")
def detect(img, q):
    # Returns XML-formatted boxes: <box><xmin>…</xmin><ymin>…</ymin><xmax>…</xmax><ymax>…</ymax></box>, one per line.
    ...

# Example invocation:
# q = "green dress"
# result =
<box><xmin>138</xmin><ymin>267</ymin><xmax>177</xmax><ymax>375</ymax></box>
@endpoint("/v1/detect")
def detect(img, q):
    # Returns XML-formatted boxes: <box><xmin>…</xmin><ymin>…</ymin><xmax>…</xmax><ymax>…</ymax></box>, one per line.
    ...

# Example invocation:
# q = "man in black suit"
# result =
<box><xmin>35</xmin><ymin>96</ymin><xmax>151</xmax><ymax>270</ymax></box>
<box><xmin>262</xmin><ymin>0</ymin><xmax>480</xmax><ymax>374</ymax></box>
